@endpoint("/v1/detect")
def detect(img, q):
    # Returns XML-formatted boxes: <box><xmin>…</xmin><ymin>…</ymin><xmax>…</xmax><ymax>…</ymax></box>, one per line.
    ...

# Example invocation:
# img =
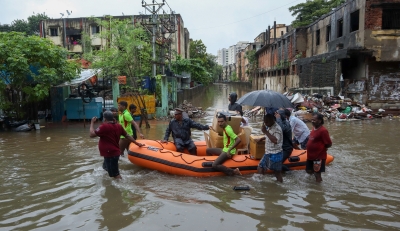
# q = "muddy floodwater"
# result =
<box><xmin>1</xmin><ymin>83</ymin><xmax>400</xmax><ymax>230</ymax></box>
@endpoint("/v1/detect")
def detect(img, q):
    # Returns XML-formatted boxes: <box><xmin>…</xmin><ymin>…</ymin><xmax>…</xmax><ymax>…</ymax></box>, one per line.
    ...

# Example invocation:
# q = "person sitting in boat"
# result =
<box><xmin>161</xmin><ymin>108</ymin><xmax>211</xmax><ymax>155</ymax></box>
<box><xmin>206</xmin><ymin>114</ymin><xmax>242</xmax><ymax>176</ymax></box>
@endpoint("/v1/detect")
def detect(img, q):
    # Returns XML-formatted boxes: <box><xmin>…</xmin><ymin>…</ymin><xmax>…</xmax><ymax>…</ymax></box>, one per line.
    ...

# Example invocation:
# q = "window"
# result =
<box><xmin>337</xmin><ymin>19</ymin><xmax>343</xmax><ymax>38</ymax></box>
<box><xmin>50</xmin><ymin>28</ymin><xmax>58</xmax><ymax>36</ymax></box>
<box><xmin>299</xmin><ymin>65</ymin><xmax>303</xmax><ymax>73</ymax></box>
<box><xmin>326</xmin><ymin>25</ymin><xmax>331</xmax><ymax>42</ymax></box>
<box><xmin>382</xmin><ymin>9</ymin><xmax>400</xmax><ymax>29</ymax></box>
<box><xmin>350</xmin><ymin>10</ymin><xmax>360</xmax><ymax>32</ymax></box>
<box><xmin>316</xmin><ymin>29</ymin><xmax>320</xmax><ymax>46</ymax></box>
<box><xmin>92</xmin><ymin>46</ymin><xmax>101</xmax><ymax>51</ymax></box>
<box><xmin>91</xmin><ymin>25</ymin><xmax>100</xmax><ymax>34</ymax></box>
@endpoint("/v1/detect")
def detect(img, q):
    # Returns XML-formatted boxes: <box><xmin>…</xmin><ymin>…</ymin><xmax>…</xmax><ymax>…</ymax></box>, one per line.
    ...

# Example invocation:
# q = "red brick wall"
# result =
<box><xmin>365</xmin><ymin>0</ymin><xmax>400</xmax><ymax>30</ymax></box>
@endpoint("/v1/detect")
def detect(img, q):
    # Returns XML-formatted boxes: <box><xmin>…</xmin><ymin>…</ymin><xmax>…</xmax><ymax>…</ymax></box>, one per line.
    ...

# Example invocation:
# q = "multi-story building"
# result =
<box><xmin>217</xmin><ymin>41</ymin><xmax>249</xmax><ymax>67</ymax></box>
<box><xmin>217</xmin><ymin>48</ymin><xmax>229</xmax><ymax>66</ymax></box>
<box><xmin>228</xmin><ymin>45</ymin><xmax>236</xmax><ymax>65</ymax></box>
<box><xmin>253</xmin><ymin>0</ymin><xmax>400</xmax><ymax>108</ymax></box>
<box><xmin>39</xmin><ymin>14</ymin><xmax>190</xmax><ymax>61</ymax></box>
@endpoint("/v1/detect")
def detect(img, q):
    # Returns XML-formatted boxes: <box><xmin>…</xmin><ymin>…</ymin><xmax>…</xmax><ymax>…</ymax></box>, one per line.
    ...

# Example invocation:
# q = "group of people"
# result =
<box><xmin>90</xmin><ymin>101</ymin><xmax>145</xmax><ymax>179</ymax></box>
<box><xmin>256</xmin><ymin>108</ymin><xmax>332</xmax><ymax>182</ymax></box>
<box><xmin>90</xmin><ymin>93</ymin><xmax>332</xmax><ymax>182</ymax></box>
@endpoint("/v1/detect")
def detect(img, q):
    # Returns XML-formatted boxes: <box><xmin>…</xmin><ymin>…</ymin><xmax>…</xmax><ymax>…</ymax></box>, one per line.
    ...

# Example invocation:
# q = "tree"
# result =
<box><xmin>9</xmin><ymin>12</ymin><xmax>49</xmax><ymax>35</ymax></box>
<box><xmin>171</xmin><ymin>56</ymin><xmax>211</xmax><ymax>85</ymax></box>
<box><xmin>84</xmin><ymin>17</ymin><xmax>153</xmax><ymax>128</ymax></box>
<box><xmin>289</xmin><ymin>0</ymin><xmax>345</xmax><ymax>28</ymax></box>
<box><xmin>84</xmin><ymin>17</ymin><xmax>152</xmax><ymax>90</ymax></box>
<box><xmin>172</xmin><ymin>39</ymin><xmax>218</xmax><ymax>84</ymax></box>
<box><xmin>27</xmin><ymin>13</ymin><xmax>50</xmax><ymax>35</ymax></box>
<box><xmin>230</xmin><ymin>71</ymin><xmax>238</xmax><ymax>82</ymax></box>
<box><xmin>245</xmin><ymin>50</ymin><xmax>257</xmax><ymax>81</ymax></box>
<box><xmin>189</xmin><ymin>39</ymin><xmax>207</xmax><ymax>61</ymax></box>
<box><xmin>0</xmin><ymin>32</ymin><xmax>80</xmax><ymax>119</ymax></box>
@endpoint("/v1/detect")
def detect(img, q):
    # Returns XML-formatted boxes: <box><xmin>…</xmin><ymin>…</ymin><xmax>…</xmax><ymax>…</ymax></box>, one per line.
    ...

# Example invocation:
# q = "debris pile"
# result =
<box><xmin>177</xmin><ymin>100</ymin><xmax>208</xmax><ymax>118</ymax></box>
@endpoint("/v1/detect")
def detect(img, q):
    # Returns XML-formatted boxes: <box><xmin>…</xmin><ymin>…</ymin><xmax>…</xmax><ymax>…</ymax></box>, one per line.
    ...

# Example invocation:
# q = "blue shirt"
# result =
<box><xmin>289</xmin><ymin>116</ymin><xmax>310</xmax><ymax>143</ymax></box>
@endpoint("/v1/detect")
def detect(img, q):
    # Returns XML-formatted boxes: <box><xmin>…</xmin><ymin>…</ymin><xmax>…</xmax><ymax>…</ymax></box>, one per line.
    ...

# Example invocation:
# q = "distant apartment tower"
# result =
<box><xmin>228</xmin><ymin>45</ymin><xmax>236</xmax><ymax>65</ymax></box>
<box><xmin>217</xmin><ymin>48</ymin><xmax>229</xmax><ymax>66</ymax></box>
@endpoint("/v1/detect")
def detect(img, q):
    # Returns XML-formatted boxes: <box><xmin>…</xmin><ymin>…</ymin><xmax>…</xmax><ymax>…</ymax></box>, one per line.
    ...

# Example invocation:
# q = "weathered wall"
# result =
<box><xmin>364</xmin><ymin>0</ymin><xmax>400</xmax><ymax>61</ymax></box>
<box><xmin>306</xmin><ymin>0</ymin><xmax>365</xmax><ymax>57</ymax></box>
<box><xmin>368</xmin><ymin>60</ymin><xmax>400</xmax><ymax>102</ymax></box>
<box><xmin>264</xmin><ymin>75</ymin><xmax>300</xmax><ymax>92</ymax></box>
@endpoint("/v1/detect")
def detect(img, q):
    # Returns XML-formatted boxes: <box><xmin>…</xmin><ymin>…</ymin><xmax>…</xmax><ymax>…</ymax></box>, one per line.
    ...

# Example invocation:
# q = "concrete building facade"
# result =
<box><xmin>253</xmin><ymin>0</ymin><xmax>400</xmax><ymax>109</ymax></box>
<box><xmin>39</xmin><ymin>14</ymin><xmax>189</xmax><ymax>61</ymax></box>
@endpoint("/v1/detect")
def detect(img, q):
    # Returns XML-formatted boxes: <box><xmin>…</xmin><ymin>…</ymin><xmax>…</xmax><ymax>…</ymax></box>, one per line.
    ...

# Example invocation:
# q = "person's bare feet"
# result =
<box><xmin>233</xmin><ymin>168</ymin><xmax>242</xmax><ymax>175</ymax></box>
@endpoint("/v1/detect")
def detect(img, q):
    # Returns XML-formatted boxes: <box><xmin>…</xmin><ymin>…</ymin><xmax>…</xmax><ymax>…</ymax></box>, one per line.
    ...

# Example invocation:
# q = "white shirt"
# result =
<box><xmin>240</xmin><ymin>116</ymin><xmax>249</xmax><ymax>127</ymax></box>
<box><xmin>289</xmin><ymin>115</ymin><xmax>310</xmax><ymax>143</ymax></box>
<box><xmin>264</xmin><ymin>122</ymin><xmax>283</xmax><ymax>154</ymax></box>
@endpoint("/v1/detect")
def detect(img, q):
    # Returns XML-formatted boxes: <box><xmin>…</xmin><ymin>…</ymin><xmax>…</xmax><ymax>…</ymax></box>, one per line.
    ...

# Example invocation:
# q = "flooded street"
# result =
<box><xmin>1</xmin><ymin>83</ymin><xmax>400</xmax><ymax>230</ymax></box>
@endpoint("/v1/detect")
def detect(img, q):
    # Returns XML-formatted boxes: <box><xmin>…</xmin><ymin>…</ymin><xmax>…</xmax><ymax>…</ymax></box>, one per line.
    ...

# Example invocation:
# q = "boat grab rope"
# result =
<box><xmin>294</xmin><ymin>151</ymin><xmax>306</xmax><ymax>157</ymax></box>
<box><xmin>139</xmin><ymin>143</ymin><xmax>254</xmax><ymax>165</ymax></box>
<box><xmin>158</xmin><ymin>149</ymin><xmax>215</xmax><ymax>164</ymax></box>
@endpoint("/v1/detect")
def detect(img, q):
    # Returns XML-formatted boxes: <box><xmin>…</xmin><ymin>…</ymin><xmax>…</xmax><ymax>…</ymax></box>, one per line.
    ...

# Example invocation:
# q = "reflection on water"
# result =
<box><xmin>0</xmin><ymin>83</ymin><xmax>400</xmax><ymax>230</ymax></box>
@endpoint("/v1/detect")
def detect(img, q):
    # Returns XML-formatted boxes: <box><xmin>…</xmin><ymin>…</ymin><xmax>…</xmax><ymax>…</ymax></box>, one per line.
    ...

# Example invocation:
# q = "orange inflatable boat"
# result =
<box><xmin>127</xmin><ymin>140</ymin><xmax>334</xmax><ymax>177</ymax></box>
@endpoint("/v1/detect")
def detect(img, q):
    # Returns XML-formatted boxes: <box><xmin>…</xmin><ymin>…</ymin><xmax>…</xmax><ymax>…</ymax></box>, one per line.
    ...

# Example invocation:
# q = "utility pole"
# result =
<box><xmin>141</xmin><ymin>0</ymin><xmax>176</xmax><ymax>76</ymax></box>
<box><xmin>141</xmin><ymin>0</ymin><xmax>164</xmax><ymax>77</ymax></box>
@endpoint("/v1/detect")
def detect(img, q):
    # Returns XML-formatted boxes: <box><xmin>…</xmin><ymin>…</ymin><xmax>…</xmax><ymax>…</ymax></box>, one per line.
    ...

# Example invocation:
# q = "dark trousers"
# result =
<box><xmin>282</xmin><ymin>148</ymin><xmax>293</xmax><ymax>162</ymax></box>
<box><xmin>175</xmin><ymin>138</ymin><xmax>197</xmax><ymax>155</ymax></box>
<box><xmin>207</xmin><ymin>148</ymin><xmax>234</xmax><ymax>176</ymax></box>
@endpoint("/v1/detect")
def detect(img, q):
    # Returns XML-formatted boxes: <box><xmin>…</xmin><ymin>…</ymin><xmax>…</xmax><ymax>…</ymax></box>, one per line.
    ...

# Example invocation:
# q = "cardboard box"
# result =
<box><xmin>209</xmin><ymin>128</ymin><xmax>246</xmax><ymax>149</ymax></box>
<box><xmin>212</xmin><ymin>109</ymin><xmax>242</xmax><ymax>135</ymax></box>
<box><xmin>249</xmin><ymin>135</ymin><xmax>265</xmax><ymax>160</ymax></box>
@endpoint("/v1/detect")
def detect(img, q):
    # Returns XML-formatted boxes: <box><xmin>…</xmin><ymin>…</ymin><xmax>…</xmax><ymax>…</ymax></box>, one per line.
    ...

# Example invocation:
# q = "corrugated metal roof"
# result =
<box><xmin>57</xmin><ymin>69</ymin><xmax>102</xmax><ymax>87</ymax></box>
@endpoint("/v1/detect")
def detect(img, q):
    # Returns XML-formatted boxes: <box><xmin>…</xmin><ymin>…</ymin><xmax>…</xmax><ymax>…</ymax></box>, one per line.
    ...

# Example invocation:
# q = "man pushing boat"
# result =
<box><xmin>161</xmin><ymin>108</ymin><xmax>211</xmax><ymax>155</ymax></box>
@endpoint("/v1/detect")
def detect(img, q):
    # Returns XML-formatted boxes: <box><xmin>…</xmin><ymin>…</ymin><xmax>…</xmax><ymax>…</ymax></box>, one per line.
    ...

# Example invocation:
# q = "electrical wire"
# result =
<box><xmin>191</xmin><ymin>0</ymin><xmax>303</xmax><ymax>31</ymax></box>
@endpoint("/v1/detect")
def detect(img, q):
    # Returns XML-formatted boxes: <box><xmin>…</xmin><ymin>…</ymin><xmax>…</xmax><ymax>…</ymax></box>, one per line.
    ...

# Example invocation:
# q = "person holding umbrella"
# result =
<box><xmin>256</xmin><ymin>113</ymin><xmax>284</xmax><ymax>182</ymax></box>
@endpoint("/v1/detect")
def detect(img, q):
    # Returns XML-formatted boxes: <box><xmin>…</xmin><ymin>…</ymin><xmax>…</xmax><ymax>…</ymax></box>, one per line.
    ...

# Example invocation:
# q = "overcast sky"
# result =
<box><xmin>0</xmin><ymin>0</ymin><xmax>306</xmax><ymax>55</ymax></box>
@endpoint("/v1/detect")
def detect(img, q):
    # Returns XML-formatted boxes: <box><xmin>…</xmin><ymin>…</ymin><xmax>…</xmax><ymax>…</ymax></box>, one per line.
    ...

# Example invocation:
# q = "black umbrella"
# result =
<box><xmin>236</xmin><ymin>90</ymin><xmax>293</xmax><ymax>108</ymax></box>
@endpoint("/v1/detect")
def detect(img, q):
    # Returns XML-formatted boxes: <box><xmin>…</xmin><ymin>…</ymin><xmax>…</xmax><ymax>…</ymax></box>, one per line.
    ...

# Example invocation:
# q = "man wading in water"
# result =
<box><xmin>90</xmin><ymin>111</ymin><xmax>144</xmax><ymax>179</ymax></box>
<box><xmin>306</xmin><ymin>113</ymin><xmax>332</xmax><ymax>182</ymax></box>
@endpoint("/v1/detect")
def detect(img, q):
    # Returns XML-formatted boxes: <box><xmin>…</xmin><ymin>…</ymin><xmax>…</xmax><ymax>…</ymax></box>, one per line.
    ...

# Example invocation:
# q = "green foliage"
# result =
<box><xmin>0</xmin><ymin>32</ymin><xmax>80</xmax><ymax>116</ymax></box>
<box><xmin>171</xmin><ymin>56</ymin><xmax>212</xmax><ymax>84</ymax></box>
<box><xmin>84</xmin><ymin>17</ymin><xmax>152</xmax><ymax>91</ymax></box>
<box><xmin>289</xmin><ymin>0</ymin><xmax>345</xmax><ymax>28</ymax></box>
<box><xmin>275</xmin><ymin>60</ymin><xmax>290</xmax><ymax>69</ymax></box>
<box><xmin>9</xmin><ymin>12</ymin><xmax>49</xmax><ymax>35</ymax></box>
<box><xmin>171</xmin><ymin>40</ymin><xmax>219</xmax><ymax>84</ymax></box>
<box><xmin>230</xmin><ymin>71</ymin><xmax>238</xmax><ymax>82</ymax></box>
<box><xmin>245</xmin><ymin>50</ymin><xmax>257</xmax><ymax>80</ymax></box>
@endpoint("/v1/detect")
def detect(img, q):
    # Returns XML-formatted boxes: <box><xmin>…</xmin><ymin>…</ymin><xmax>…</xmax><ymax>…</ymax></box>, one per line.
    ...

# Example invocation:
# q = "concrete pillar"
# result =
<box><xmin>156</xmin><ymin>75</ymin><xmax>169</xmax><ymax>118</ymax></box>
<box><xmin>112</xmin><ymin>79</ymin><xmax>119</xmax><ymax>107</ymax></box>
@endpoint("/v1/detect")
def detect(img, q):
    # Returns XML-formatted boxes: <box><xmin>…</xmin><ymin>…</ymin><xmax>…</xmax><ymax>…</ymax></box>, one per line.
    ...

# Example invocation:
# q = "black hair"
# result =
<box><xmin>217</xmin><ymin>113</ymin><xmax>227</xmax><ymax>121</ymax></box>
<box><xmin>118</xmin><ymin>101</ymin><xmax>128</xmax><ymax>108</ymax></box>
<box><xmin>284</xmin><ymin>109</ymin><xmax>291</xmax><ymax>118</ymax></box>
<box><xmin>129</xmin><ymin>104</ymin><xmax>137</xmax><ymax>110</ymax></box>
<box><xmin>313</xmin><ymin>112</ymin><xmax>324</xmax><ymax>124</ymax></box>
<box><xmin>264</xmin><ymin>113</ymin><xmax>276</xmax><ymax>122</ymax></box>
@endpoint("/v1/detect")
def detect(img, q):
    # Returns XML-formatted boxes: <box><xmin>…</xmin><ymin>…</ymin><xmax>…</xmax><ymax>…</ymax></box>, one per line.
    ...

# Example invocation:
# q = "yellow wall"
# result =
<box><xmin>117</xmin><ymin>95</ymin><xmax>156</xmax><ymax>115</ymax></box>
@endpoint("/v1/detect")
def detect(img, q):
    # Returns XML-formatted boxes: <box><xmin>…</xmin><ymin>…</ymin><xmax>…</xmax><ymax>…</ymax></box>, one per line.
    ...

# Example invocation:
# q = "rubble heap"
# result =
<box><xmin>177</xmin><ymin>100</ymin><xmax>208</xmax><ymax>118</ymax></box>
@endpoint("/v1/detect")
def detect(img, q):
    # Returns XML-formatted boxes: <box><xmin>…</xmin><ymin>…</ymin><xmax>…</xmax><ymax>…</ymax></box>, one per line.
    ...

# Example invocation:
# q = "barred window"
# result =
<box><xmin>382</xmin><ymin>9</ymin><xmax>400</xmax><ymax>29</ymax></box>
